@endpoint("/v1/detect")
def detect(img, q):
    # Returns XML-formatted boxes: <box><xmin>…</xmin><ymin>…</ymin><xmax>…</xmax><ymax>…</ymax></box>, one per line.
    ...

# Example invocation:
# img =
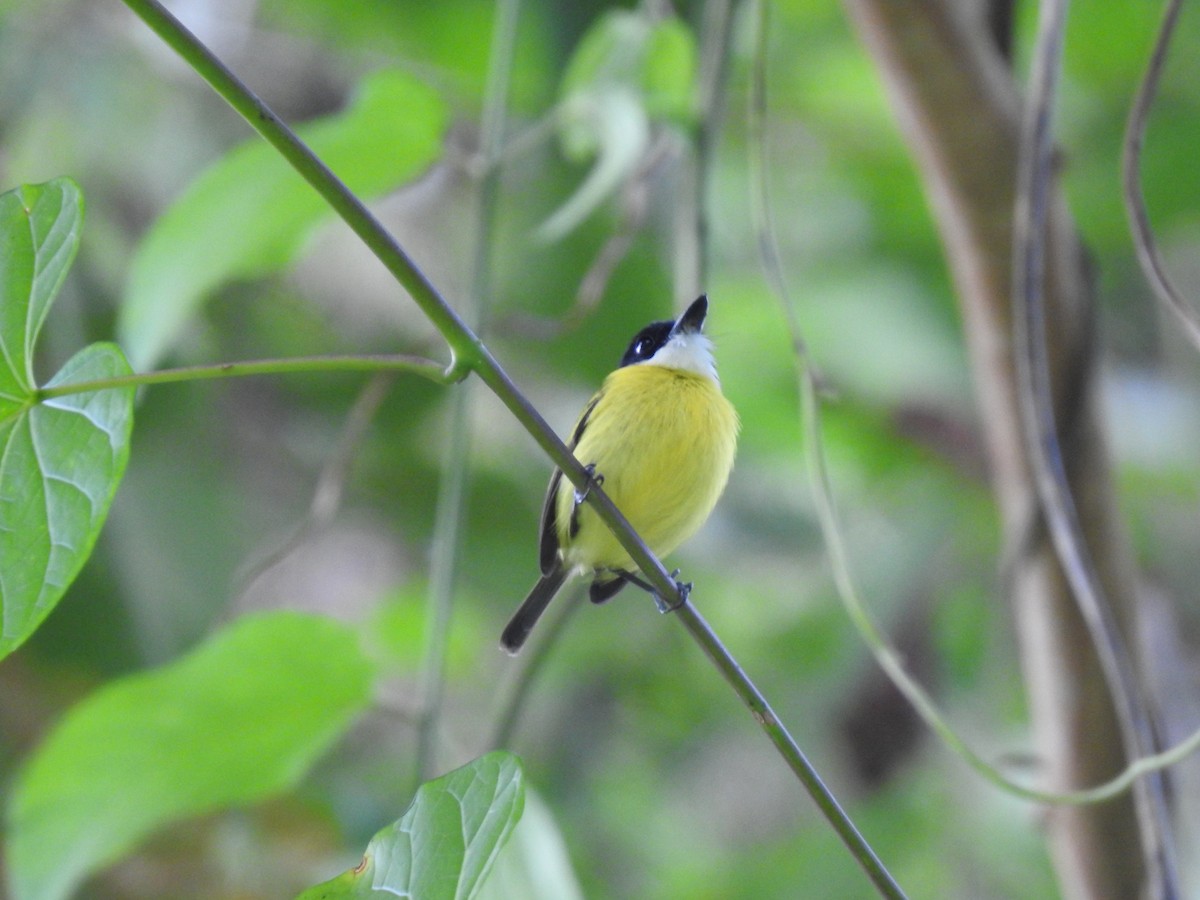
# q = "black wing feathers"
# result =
<box><xmin>538</xmin><ymin>391</ymin><xmax>603</xmax><ymax>574</ymax></box>
<box><xmin>538</xmin><ymin>468</ymin><xmax>564</xmax><ymax>574</ymax></box>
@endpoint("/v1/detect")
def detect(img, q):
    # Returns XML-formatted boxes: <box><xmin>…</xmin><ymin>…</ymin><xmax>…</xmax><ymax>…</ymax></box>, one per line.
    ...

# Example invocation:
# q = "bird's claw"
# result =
<box><xmin>653</xmin><ymin>569</ymin><xmax>692</xmax><ymax>613</ymax></box>
<box><xmin>574</xmin><ymin>463</ymin><xmax>604</xmax><ymax>506</ymax></box>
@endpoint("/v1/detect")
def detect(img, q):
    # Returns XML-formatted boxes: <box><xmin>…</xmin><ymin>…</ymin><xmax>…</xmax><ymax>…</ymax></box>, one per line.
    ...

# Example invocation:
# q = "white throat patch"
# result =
<box><xmin>642</xmin><ymin>330</ymin><xmax>720</xmax><ymax>383</ymax></box>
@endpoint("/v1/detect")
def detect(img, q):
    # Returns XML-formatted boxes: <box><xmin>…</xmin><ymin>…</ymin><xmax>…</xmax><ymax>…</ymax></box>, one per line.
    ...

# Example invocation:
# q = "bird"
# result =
<box><xmin>500</xmin><ymin>294</ymin><xmax>739</xmax><ymax>655</ymax></box>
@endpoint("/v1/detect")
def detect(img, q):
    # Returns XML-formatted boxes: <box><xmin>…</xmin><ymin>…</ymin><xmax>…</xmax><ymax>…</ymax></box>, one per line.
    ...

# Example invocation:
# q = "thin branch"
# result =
<box><xmin>234</xmin><ymin>372</ymin><xmax>397</xmax><ymax>594</ymax></box>
<box><xmin>416</xmin><ymin>0</ymin><xmax>520</xmax><ymax>783</ymax></box>
<box><xmin>687</xmin><ymin>0</ymin><xmax>734</xmax><ymax>296</ymax></box>
<box><xmin>1121</xmin><ymin>0</ymin><xmax>1200</xmax><ymax>350</ymax></box>
<box><xmin>745</xmin><ymin>0</ymin><xmax>814</xmax><ymax>367</ymax></box>
<box><xmin>491</xmin><ymin>586</ymin><xmax>585</xmax><ymax>750</ymax></box>
<box><xmin>836</xmin><ymin>0</ymin><xmax>1189</xmax><ymax>893</ymax></box>
<box><xmin>1013</xmin><ymin>0</ymin><xmax>1179</xmax><ymax>895</ymax></box>
<box><xmin>34</xmin><ymin>353</ymin><xmax>460</xmax><ymax>401</ymax></box>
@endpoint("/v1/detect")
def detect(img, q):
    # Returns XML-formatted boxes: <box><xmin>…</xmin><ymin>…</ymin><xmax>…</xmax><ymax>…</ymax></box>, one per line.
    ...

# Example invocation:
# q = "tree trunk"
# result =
<box><xmin>840</xmin><ymin>2</ymin><xmax>1146</xmax><ymax>896</ymax></box>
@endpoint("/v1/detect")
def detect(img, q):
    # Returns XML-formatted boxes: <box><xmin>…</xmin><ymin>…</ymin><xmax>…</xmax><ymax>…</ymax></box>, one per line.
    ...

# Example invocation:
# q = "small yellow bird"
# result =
<box><xmin>501</xmin><ymin>295</ymin><xmax>739</xmax><ymax>654</ymax></box>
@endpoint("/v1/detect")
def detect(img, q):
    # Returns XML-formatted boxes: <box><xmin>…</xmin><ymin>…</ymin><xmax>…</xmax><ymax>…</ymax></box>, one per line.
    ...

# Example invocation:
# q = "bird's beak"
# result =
<box><xmin>671</xmin><ymin>294</ymin><xmax>708</xmax><ymax>336</ymax></box>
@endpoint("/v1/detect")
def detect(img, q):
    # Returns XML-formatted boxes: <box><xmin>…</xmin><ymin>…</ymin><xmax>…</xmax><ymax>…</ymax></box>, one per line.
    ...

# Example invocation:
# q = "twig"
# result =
<box><xmin>415</xmin><ymin>0</ymin><xmax>520</xmax><ymax>783</ymax></box>
<box><xmin>1121</xmin><ymin>0</ymin><xmax>1200</xmax><ymax>350</ymax></box>
<box><xmin>742</xmin><ymin>4</ymin><xmax>904</xmax><ymax>897</ymax></box>
<box><xmin>234</xmin><ymin>372</ymin><xmax>397</xmax><ymax>594</ymax></box>
<box><xmin>491</xmin><ymin>586</ymin><xmax>584</xmax><ymax>750</ymax></box>
<box><xmin>751</xmin><ymin>0</ymin><xmax>1200</xmax><ymax>813</ymax></box>
<box><xmin>494</xmin><ymin>134</ymin><xmax>676</xmax><ymax>340</ymax></box>
<box><xmin>749</xmin><ymin>0</ymin><xmax>1200</xmax><ymax>851</ymax></box>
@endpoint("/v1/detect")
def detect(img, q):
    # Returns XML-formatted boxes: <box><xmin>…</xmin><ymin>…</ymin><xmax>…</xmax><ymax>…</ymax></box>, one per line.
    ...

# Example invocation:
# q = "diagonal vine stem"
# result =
<box><xmin>117</xmin><ymin>0</ymin><xmax>905</xmax><ymax>893</ymax></box>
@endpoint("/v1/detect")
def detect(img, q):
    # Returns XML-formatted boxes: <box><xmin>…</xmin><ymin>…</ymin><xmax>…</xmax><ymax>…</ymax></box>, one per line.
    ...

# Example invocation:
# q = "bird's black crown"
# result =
<box><xmin>619</xmin><ymin>320</ymin><xmax>674</xmax><ymax>368</ymax></box>
<box><xmin>618</xmin><ymin>294</ymin><xmax>708</xmax><ymax>368</ymax></box>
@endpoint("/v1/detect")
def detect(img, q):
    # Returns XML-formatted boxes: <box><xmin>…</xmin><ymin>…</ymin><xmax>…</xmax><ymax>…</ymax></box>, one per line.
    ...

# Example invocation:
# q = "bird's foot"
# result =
<box><xmin>652</xmin><ymin>570</ymin><xmax>692</xmax><ymax>614</ymax></box>
<box><xmin>573</xmin><ymin>463</ymin><xmax>604</xmax><ymax>506</ymax></box>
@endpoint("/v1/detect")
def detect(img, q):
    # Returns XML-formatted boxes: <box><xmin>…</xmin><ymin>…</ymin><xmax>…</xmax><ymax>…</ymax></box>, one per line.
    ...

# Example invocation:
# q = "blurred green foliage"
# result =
<box><xmin>2</xmin><ymin>0</ymin><xmax>1199</xmax><ymax>897</ymax></box>
<box><xmin>8</xmin><ymin>612</ymin><xmax>378</xmax><ymax>900</ymax></box>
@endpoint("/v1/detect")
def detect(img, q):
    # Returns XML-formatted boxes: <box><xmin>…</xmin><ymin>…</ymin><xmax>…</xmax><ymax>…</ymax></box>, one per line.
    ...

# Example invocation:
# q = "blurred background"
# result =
<box><xmin>2</xmin><ymin>0</ymin><xmax>1199</xmax><ymax>897</ymax></box>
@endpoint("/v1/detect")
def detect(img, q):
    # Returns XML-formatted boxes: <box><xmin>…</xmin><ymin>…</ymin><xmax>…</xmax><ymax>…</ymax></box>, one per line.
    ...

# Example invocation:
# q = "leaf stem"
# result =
<box><xmin>34</xmin><ymin>353</ymin><xmax>461</xmax><ymax>401</ymax></box>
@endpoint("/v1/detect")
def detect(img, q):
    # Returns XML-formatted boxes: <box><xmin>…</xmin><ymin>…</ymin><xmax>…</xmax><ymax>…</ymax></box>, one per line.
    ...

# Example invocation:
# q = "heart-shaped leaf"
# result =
<box><xmin>297</xmin><ymin>751</ymin><xmax>525</xmax><ymax>900</ymax></box>
<box><xmin>0</xmin><ymin>179</ymin><xmax>134</xmax><ymax>661</ymax></box>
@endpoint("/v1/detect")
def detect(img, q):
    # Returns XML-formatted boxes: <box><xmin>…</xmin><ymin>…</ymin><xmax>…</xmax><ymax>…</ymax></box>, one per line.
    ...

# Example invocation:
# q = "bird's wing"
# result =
<box><xmin>538</xmin><ymin>389</ymin><xmax>603</xmax><ymax>574</ymax></box>
<box><xmin>538</xmin><ymin>467</ymin><xmax>564</xmax><ymax>575</ymax></box>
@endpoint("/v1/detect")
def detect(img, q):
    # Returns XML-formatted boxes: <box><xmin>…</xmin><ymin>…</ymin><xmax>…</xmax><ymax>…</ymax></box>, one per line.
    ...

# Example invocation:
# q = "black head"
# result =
<box><xmin>618</xmin><ymin>295</ymin><xmax>708</xmax><ymax>368</ymax></box>
<box><xmin>620</xmin><ymin>319</ymin><xmax>674</xmax><ymax>367</ymax></box>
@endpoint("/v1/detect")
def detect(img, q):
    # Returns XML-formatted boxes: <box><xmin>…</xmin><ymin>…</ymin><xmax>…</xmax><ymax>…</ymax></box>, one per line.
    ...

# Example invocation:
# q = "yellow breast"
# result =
<box><xmin>558</xmin><ymin>364</ymin><xmax>738</xmax><ymax>573</ymax></box>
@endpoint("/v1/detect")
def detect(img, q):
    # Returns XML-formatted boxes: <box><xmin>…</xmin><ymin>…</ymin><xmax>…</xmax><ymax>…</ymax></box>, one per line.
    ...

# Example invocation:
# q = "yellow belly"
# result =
<box><xmin>558</xmin><ymin>364</ymin><xmax>738</xmax><ymax>574</ymax></box>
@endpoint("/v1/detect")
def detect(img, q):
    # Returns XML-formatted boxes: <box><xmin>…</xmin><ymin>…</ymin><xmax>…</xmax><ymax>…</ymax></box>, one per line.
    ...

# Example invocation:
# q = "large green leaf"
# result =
<box><xmin>118</xmin><ymin>68</ymin><xmax>447</xmax><ymax>370</ymax></box>
<box><xmin>297</xmin><ymin>751</ymin><xmax>525</xmax><ymax>900</ymax></box>
<box><xmin>0</xmin><ymin>179</ymin><xmax>134</xmax><ymax>660</ymax></box>
<box><xmin>6</xmin><ymin>611</ymin><xmax>379</xmax><ymax>900</ymax></box>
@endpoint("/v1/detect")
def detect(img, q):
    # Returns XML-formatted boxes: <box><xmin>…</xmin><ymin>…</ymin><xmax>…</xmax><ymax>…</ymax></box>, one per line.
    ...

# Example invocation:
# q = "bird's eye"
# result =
<box><xmin>635</xmin><ymin>340</ymin><xmax>650</xmax><ymax>357</ymax></box>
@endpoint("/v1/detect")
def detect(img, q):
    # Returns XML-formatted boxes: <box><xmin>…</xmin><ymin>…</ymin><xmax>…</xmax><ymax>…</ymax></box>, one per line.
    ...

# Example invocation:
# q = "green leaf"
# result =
<box><xmin>118</xmin><ymin>68</ymin><xmax>447</xmax><ymax>371</ymax></box>
<box><xmin>475</xmin><ymin>787</ymin><xmax>584</xmax><ymax>900</ymax></box>
<box><xmin>557</xmin><ymin>10</ymin><xmax>652</xmax><ymax>162</ymax></box>
<box><xmin>6</xmin><ymin>611</ymin><xmax>379</xmax><ymax>900</ymax></box>
<box><xmin>0</xmin><ymin>180</ymin><xmax>81</xmax><ymax>399</ymax></box>
<box><xmin>559</xmin><ymin>10</ymin><xmax>650</xmax><ymax>101</ymax></box>
<box><xmin>0</xmin><ymin>179</ymin><xmax>135</xmax><ymax>661</ymax></box>
<box><xmin>642</xmin><ymin>18</ymin><xmax>696</xmax><ymax>123</ymax></box>
<box><xmin>558</xmin><ymin>10</ymin><xmax>695</xmax><ymax>136</ymax></box>
<box><xmin>540</xmin><ymin>11</ymin><xmax>695</xmax><ymax>241</ymax></box>
<box><xmin>535</xmin><ymin>87</ymin><xmax>648</xmax><ymax>242</ymax></box>
<box><xmin>298</xmin><ymin>751</ymin><xmax>525</xmax><ymax>900</ymax></box>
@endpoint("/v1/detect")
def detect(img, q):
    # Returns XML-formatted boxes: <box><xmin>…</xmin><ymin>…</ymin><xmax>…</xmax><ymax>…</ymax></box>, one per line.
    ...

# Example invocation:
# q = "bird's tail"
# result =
<box><xmin>500</xmin><ymin>566</ymin><xmax>570</xmax><ymax>655</ymax></box>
